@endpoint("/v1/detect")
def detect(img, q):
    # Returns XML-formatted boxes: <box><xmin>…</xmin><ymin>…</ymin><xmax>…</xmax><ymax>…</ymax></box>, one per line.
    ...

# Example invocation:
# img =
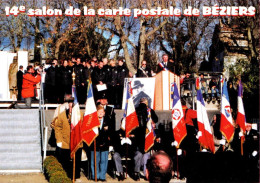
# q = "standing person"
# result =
<box><xmin>45</xmin><ymin>59</ymin><xmax>59</xmax><ymax>103</ymax></box>
<box><xmin>90</xmin><ymin>105</ymin><xmax>111</xmax><ymax>181</ymax></box>
<box><xmin>73</xmin><ymin>58</ymin><xmax>85</xmax><ymax>104</ymax></box>
<box><xmin>91</xmin><ymin>60</ymin><xmax>107</xmax><ymax>101</ymax></box>
<box><xmin>135</xmin><ymin>98</ymin><xmax>158</xmax><ymax>179</ymax></box>
<box><xmin>107</xmin><ymin>59</ymin><xmax>118</xmax><ymax>106</ymax></box>
<box><xmin>146</xmin><ymin>151</ymin><xmax>174</xmax><ymax>183</ymax></box>
<box><xmin>136</xmin><ymin>60</ymin><xmax>152</xmax><ymax>78</ymax></box>
<box><xmin>116</xmin><ymin>59</ymin><xmax>129</xmax><ymax>109</ymax></box>
<box><xmin>12</xmin><ymin>65</ymin><xmax>41</xmax><ymax>109</ymax></box>
<box><xmin>16</xmin><ymin>65</ymin><xmax>24</xmax><ymax>101</ymax></box>
<box><xmin>157</xmin><ymin>54</ymin><xmax>175</xmax><ymax>73</ymax></box>
<box><xmin>59</xmin><ymin>60</ymin><xmax>72</xmax><ymax>103</ymax></box>
<box><xmin>54</xmin><ymin>95</ymin><xmax>82</xmax><ymax>180</ymax></box>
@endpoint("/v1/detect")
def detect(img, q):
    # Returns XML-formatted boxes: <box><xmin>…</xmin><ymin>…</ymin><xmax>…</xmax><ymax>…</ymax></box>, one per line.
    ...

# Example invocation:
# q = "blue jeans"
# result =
<box><xmin>211</xmin><ymin>88</ymin><xmax>220</xmax><ymax>98</ymax></box>
<box><xmin>91</xmin><ymin>151</ymin><xmax>108</xmax><ymax>180</ymax></box>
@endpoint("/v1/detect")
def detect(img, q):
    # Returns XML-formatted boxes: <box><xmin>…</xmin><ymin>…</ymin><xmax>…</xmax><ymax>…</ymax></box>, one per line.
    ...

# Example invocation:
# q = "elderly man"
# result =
<box><xmin>146</xmin><ymin>151</ymin><xmax>173</xmax><ymax>183</ymax></box>
<box><xmin>157</xmin><ymin>54</ymin><xmax>175</xmax><ymax>73</ymax></box>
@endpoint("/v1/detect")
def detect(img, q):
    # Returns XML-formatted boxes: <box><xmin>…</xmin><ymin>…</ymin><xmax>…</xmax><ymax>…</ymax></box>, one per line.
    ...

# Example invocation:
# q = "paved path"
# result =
<box><xmin>0</xmin><ymin>173</ymin><xmax>186</xmax><ymax>183</ymax></box>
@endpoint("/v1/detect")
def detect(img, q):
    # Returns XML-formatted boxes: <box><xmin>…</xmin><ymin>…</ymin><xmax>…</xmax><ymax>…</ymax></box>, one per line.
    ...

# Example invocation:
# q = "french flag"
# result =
<box><xmin>220</xmin><ymin>81</ymin><xmax>234</xmax><ymax>143</ymax></box>
<box><xmin>144</xmin><ymin>108</ymin><xmax>155</xmax><ymax>152</ymax></box>
<box><xmin>121</xmin><ymin>82</ymin><xmax>139</xmax><ymax>137</ymax></box>
<box><xmin>197</xmin><ymin>89</ymin><xmax>215</xmax><ymax>153</ymax></box>
<box><xmin>82</xmin><ymin>80</ymin><xmax>100</xmax><ymax>146</ymax></box>
<box><xmin>236</xmin><ymin>81</ymin><xmax>246</xmax><ymax>133</ymax></box>
<box><xmin>158</xmin><ymin>62</ymin><xmax>168</xmax><ymax>71</ymax></box>
<box><xmin>70</xmin><ymin>86</ymin><xmax>82</xmax><ymax>158</ymax></box>
<box><xmin>171</xmin><ymin>82</ymin><xmax>187</xmax><ymax>148</ymax></box>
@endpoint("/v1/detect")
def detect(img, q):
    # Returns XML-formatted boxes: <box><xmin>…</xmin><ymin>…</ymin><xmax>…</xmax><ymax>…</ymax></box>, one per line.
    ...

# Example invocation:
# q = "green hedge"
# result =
<box><xmin>43</xmin><ymin>156</ymin><xmax>72</xmax><ymax>183</ymax></box>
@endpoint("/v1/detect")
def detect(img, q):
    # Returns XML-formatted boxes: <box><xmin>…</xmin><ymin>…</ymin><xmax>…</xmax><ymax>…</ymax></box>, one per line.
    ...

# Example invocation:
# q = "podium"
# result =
<box><xmin>153</xmin><ymin>71</ymin><xmax>180</xmax><ymax>110</ymax></box>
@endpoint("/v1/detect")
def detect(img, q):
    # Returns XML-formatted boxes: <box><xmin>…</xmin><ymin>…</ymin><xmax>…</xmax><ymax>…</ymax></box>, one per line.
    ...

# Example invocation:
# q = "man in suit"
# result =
<box><xmin>157</xmin><ymin>54</ymin><xmax>175</xmax><ymax>73</ymax></box>
<box><xmin>16</xmin><ymin>65</ymin><xmax>24</xmax><ymax>101</ymax></box>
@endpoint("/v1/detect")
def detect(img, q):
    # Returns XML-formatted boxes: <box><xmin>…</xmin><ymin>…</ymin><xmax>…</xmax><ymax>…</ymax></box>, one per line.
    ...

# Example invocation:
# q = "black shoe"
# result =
<box><xmin>100</xmin><ymin>179</ymin><xmax>106</xmax><ymax>182</ymax></box>
<box><xmin>118</xmin><ymin>173</ymin><xmax>125</xmax><ymax>181</ymax></box>
<box><xmin>7</xmin><ymin>101</ymin><xmax>17</xmax><ymax>109</ymax></box>
<box><xmin>133</xmin><ymin>172</ymin><xmax>140</xmax><ymax>181</ymax></box>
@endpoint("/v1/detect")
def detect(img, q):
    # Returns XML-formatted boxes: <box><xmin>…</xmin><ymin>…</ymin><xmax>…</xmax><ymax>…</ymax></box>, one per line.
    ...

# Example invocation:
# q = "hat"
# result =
<box><xmin>132</xmin><ymin>80</ymin><xmax>144</xmax><ymax>89</ymax></box>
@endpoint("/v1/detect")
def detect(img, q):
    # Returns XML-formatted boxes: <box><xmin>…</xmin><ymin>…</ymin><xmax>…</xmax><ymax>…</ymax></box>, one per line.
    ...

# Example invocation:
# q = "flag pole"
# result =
<box><xmin>73</xmin><ymin>154</ymin><xmax>75</xmax><ymax>183</ymax></box>
<box><xmin>126</xmin><ymin>141</ymin><xmax>128</xmax><ymax>178</ymax></box>
<box><xmin>94</xmin><ymin>139</ymin><xmax>97</xmax><ymax>182</ymax></box>
<box><xmin>176</xmin><ymin>148</ymin><xmax>179</xmax><ymax>179</ymax></box>
<box><xmin>241</xmin><ymin>137</ymin><xmax>244</xmax><ymax>156</ymax></box>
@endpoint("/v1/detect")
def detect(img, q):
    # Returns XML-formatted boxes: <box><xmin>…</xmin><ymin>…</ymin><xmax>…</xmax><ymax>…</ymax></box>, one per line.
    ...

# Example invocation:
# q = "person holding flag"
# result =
<box><xmin>196</xmin><ymin>89</ymin><xmax>215</xmax><ymax>153</ymax></box>
<box><xmin>112</xmin><ymin>81</ymin><xmax>140</xmax><ymax>181</ymax></box>
<box><xmin>54</xmin><ymin>94</ymin><xmax>82</xmax><ymax>180</ymax></box>
<box><xmin>135</xmin><ymin>97</ymin><xmax>158</xmax><ymax>179</ymax></box>
<box><xmin>220</xmin><ymin>80</ymin><xmax>234</xmax><ymax>146</ymax></box>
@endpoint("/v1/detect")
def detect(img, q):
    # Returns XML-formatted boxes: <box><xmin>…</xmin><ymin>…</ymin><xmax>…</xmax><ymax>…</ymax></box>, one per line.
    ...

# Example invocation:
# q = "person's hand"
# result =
<box><xmin>220</xmin><ymin>139</ymin><xmax>226</xmax><ymax>145</ymax></box>
<box><xmin>171</xmin><ymin>141</ymin><xmax>178</xmax><ymax>147</ymax></box>
<box><xmin>57</xmin><ymin>142</ymin><xmax>62</xmax><ymax>148</ymax></box>
<box><xmin>104</xmin><ymin>126</ymin><xmax>108</xmax><ymax>130</ymax></box>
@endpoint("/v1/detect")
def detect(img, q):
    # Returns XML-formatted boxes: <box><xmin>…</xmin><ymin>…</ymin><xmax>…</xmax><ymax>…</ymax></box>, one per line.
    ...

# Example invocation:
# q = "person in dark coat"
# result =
<box><xmin>116</xmin><ymin>59</ymin><xmax>129</xmax><ymax>108</ymax></box>
<box><xmin>157</xmin><ymin>54</ymin><xmax>175</xmax><ymax>73</ymax></box>
<box><xmin>136</xmin><ymin>60</ymin><xmax>152</xmax><ymax>77</ymax></box>
<box><xmin>58</xmin><ymin>60</ymin><xmax>72</xmax><ymax>103</ymax></box>
<box><xmin>90</xmin><ymin>105</ymin><xmax>111</xmax><ymax>181</ymax></box>
<box><xmin>45</xmin><ymin>59</ymin><xmax>59</xmax><ymax>103</ymax></box>
<box><xmin>91</xmin><ymin>60</ymin><xmax>108</xmax><ymax>101</ymax></box>
<box><xmin>107</xmin><ymin>59</ymin><xmax>118</xmax><ymax>106</ymax></box>
<box><xmin>73</xmin><ymin>58</ymin><xmax>85</xmax><ymax>104</ymax></box>
<box><xmin>16</xmin><ymin>65</ymin><xmax>24</xmax><ymax>101</ymax></box>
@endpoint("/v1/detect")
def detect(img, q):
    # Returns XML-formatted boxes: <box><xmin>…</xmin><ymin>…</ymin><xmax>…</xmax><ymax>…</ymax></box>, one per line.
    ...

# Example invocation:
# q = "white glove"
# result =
<box><xmin>109</xmin><ymin>146</ymin><xmax>114</xmax><ymax>152</ymax></box>
<box><xmin>121</xmin><ymin>137</ymin><xmax>132</xmax><ymax>145</ymax></box>
<box><xmin>171</xmin><ymin>141</ymin><xmax>178</xmax><ymax>147</ymax></box>
<box><xmin>239</xmin><ymin>131</ymin><xmax>244</xmax><ymax>137</ymax></box>
<box><xmin>252</xmin><ymin>151</ymin><xmax>258</xmax><ymax>157</ymax></box>
<box><xmin>252</xmin><ymin>124</ymin><xmax>257</xmax><ymax>130</ymax></box>
<box><xmin>202</xmin><ymin>149</ymin><xmax>207</xmax><ymax>152</ymax></box>
<box><xmin>177</xmin><ymin>149</ymin><xmax>182</xmax><ymax>156</ymax></box>
<box><xmin>57</xmin><ymin>142</ymin><xmax>62</xmax><ymax>148</ymax></box>
<box><xmin>219</xmin><ymin>139</ymin><xmax>226</xmax><ymax>145</ymax></box>
<box><xmin>196</xmin><ymin>131</ymin><xmax>202</xmax><ymax>139</ymax></box>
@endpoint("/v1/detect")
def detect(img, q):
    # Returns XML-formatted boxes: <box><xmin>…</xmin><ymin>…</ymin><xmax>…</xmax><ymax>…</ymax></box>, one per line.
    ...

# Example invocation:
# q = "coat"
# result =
<box><xmin>54</xmin><ymin>110</ymin><xmax>71</xmax><ymax>149</ymax></box>
<box><xmin>21</xmin><ymin>73</ymin><xmax>41</xmax><ymax>98</ymax></box>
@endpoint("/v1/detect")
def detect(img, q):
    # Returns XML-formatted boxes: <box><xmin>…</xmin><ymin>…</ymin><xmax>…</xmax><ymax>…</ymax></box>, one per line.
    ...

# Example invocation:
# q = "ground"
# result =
<box><xmin>0</xmin><ymin>172</ymin><xmax>186</xmax><ymax>183</ymax></box>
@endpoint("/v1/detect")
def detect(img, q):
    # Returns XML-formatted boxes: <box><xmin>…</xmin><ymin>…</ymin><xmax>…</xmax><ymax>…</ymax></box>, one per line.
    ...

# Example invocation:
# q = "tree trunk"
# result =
<box><xmin>138</xmin><ymin>21</ymin><xmax>146</xmax><ymax>68</ymax></box>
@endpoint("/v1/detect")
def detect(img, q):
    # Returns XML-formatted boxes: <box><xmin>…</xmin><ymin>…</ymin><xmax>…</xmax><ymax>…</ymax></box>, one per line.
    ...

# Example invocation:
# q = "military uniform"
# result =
<box><xmin>116</xmin><ymin>64</ymin><xmax>129</xmax><ymax>108</ymax></box>
<box><xmin>73</xmin><ymin>64</ymin><xmax>85</xmax><ymax>104</ymax></box>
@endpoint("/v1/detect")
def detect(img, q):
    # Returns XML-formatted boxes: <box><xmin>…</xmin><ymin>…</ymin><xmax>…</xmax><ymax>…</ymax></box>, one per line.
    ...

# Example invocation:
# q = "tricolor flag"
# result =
<box><xmin>171</xmin><ymin>82</ymin><xmax>187</xmax><ymax>148</ymax></box>
<box><xmin>196</xmin><ymin>77</ymin><xmax>200</xmax><ymax>89</ymax></box>
<box><xmin>158</xmin><ymin>62</ymin><xmax>168</xmax><ymax>71</ymax></box>
<box><xmin>220</xmin><ymin>81</ymin><xmax>234</xmax><ymax>142</ymax></box>
<box><xmin>82</xmin><ymin>80</ymin><xmax>100</xmax><ymax>146</ymax></box>
<box><xmin>70</xmin><ymin>86</ymin><xmax>82</xmax><ymax>158</ymax></box>
<box><xmin>144</xmin><ymin>108</ymin><xmax>155</xmax><ymax>152</ymax></box>
<box><xmin>197</xmin><ymin>89</ymin><xmax>215</xmax><ymax>153</ymax></box>
<box><xmin>121</xmin><ymin>82</ymin><xmax>139</xmax><ymax>137</ymax></box>
<box><xmin>236</xmin><ymin>81</ymin><xmax>246</xmax><ymax>133</ymax></box>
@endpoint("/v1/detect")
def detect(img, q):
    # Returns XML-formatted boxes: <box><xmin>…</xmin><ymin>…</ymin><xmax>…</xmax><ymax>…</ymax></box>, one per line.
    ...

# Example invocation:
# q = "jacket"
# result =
<box><xmin>21</xmin><ymin>73</ymin><xmax>41</xmax><ymax>98</ymax></box>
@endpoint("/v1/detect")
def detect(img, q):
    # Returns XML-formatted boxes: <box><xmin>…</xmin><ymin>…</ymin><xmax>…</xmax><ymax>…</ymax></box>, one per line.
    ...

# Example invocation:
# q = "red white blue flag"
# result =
<box><xmin>70</xmin><ymin>86</ymin><xmax>82</xmax><ymax>158</ymax></box>
<box><xmin>220</xmin><ymin>81</ymin><xmax>234</xmax><ymax>142</ymax></box>
<box><xmin>171</xmin><ymin>82</ymin><xmax>187</xmax><ymax>148</ymax></box>
<box><xmin>144</xmin><ymin>108</ymin><xmax>155</xmax><ymax>152</ymax></box>
<box><xmin>158</xmin><ymin>62</ymin><xmax>168</xmax><ymax>71</ymax></box>
<box><xmin>236</xmin><ymin>81</ymin><xmax>246</xmax><ymax>133</ymax></box>
<box><xmin>121</xmin><ymin>82</ymin><xmax>139</xmax><ymax>137</ymax></box>
<box><xmin>197</xmin><ymin>89</ymin><xmax>215</xmax><ymax>153</ymax></box>
<box><xmin>82</xmin><ymin>80</ymin><xmax>100</xmax><ymax>146</ymax></box>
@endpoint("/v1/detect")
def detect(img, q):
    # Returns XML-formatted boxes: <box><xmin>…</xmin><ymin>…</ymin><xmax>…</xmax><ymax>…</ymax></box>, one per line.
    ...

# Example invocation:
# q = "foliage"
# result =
<box><xmin>228</xmin><ymin>58</ymin><xmax>259</xmax><ymax>118</ymax></box>
<box><xmin>43</xmin><ymin>156</ymin><xmax>72</xmax><ymax>183</ymax></box>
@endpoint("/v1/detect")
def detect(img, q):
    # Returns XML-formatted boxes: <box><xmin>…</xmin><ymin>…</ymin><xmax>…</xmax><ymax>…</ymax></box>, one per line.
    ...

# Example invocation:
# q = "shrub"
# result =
<box><xmin>43</xmin><ymin>156</ymin><xmax>72</xmax><ymax>183</ymax></box>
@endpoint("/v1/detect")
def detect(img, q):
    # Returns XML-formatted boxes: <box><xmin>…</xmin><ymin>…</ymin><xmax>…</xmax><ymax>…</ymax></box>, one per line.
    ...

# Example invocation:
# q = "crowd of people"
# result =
<box><xmin>51</xmin><ymin>92</ymin><xmax>258</xmax><ymax>182</ymax></box>
<box><xmin>14</xmin><ymin>54</ymin><xmax>177</xmax><ymax>109</ymax></box>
